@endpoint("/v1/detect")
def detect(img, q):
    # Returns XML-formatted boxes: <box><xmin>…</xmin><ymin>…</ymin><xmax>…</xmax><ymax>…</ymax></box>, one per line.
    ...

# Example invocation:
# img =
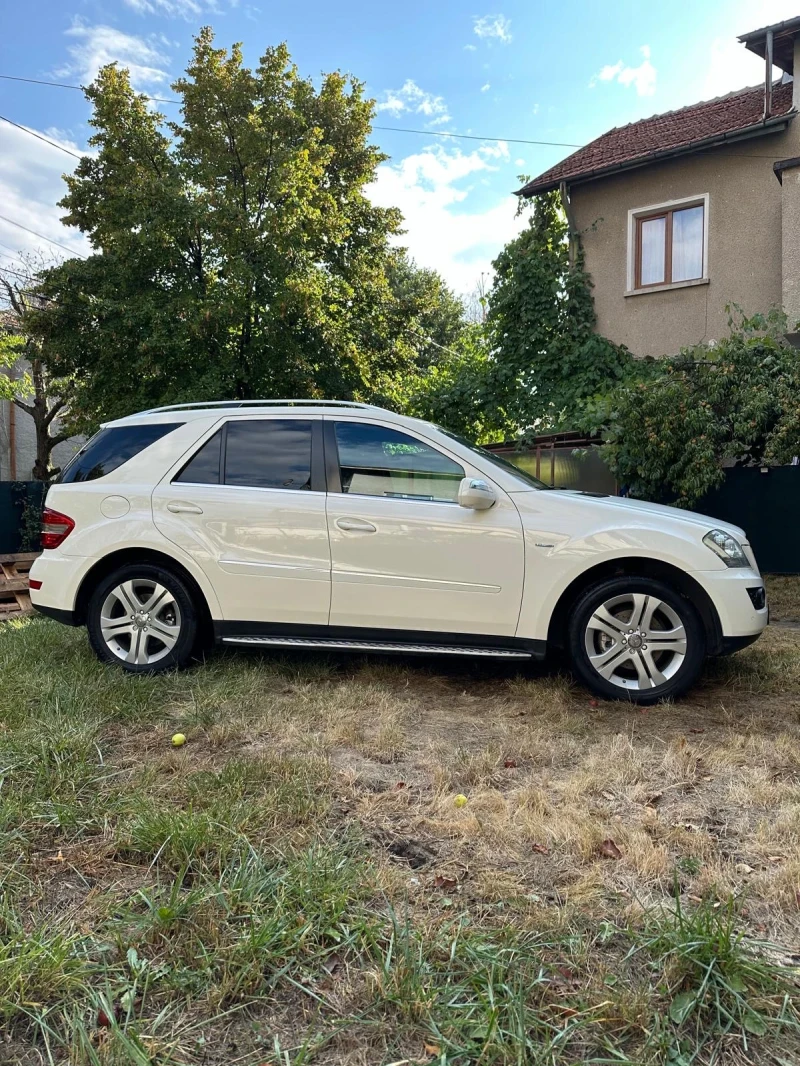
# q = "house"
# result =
<box><xmin>519</xmin><ymin>17</ymin><xmax>800</xmax><ymax>357</ymax></box>
<box><xmin>0</xmin><ymin>310</ymin><xmax>81</xmax><ymax>482</ymax></box>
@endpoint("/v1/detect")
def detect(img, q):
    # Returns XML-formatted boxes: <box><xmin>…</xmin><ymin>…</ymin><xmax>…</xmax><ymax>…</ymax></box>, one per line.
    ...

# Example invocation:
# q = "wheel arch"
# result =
<box><xmin>547</xmin><ymin>557</ymin><xmax>723</xmax><ymax>656</ymax></box>
<box><xmin>74</xmin><ymin>547</ymin><xmax>215</xmax><ymax>642</ymax></box>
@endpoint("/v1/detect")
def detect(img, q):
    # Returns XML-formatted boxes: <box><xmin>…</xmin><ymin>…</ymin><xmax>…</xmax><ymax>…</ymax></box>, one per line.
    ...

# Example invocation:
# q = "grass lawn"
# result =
<box><xmin>1</xmin><ymin>577</ymin><xmax>800</xmax><ymax>1064</ymax></box>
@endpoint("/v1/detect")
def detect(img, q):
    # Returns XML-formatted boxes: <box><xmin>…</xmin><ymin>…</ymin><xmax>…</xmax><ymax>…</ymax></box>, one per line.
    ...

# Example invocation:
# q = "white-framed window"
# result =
<box><xmin>626</xmin><ymin>193</ymin><xmax>709</xmax><ymax>293</ymax></box>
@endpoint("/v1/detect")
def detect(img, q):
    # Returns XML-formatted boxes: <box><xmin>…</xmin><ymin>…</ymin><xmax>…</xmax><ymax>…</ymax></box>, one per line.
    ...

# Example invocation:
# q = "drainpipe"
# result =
<box><xmin>764</xmin><ymin>28</ymin><xmax>773</xmax><ymax>120</ymax></box>
<box><xmin>559</xmin><ymin>180</ymin><xmax>578</xmax><ymax>267</ymax></box>
<box><xmin>8</xmin><ymin>396</ymin><xmax>16</xmax><ymax>483</ymax></box>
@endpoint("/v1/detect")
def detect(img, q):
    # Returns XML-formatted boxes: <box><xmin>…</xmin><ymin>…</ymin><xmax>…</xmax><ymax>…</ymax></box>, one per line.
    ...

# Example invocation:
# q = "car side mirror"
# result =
<box><xmin>458</xmin><ymin>477</ymin><xmax>497</xmax><ymax>510</ymax></box>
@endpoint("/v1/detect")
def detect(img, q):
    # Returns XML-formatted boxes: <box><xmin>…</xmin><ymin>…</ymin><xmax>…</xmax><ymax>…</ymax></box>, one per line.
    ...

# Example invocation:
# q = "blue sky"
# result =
<box><xmin>0</xmin><ymin>0</ymin><xmax>797</xmax><ymax>298</ymax></box>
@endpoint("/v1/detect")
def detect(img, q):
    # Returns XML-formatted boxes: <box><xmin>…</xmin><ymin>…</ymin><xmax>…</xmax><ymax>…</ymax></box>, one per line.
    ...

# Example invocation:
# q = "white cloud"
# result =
<box><xmin>368</xmin><ymin>143</ymin><xmax>524</xmax><ymax>295</ymax></box>
<box><xmin>123</xmin><ymin>0</ymin><xmax>225</xmax><ymax>16</ymax></box>
<box><xmin>0</xmin><ymin>122</ymin><xmax>90</xmax><ymax>271</ymax></box>
<box><xmin>464</xmin><ymin>43</ymin><xmax>477</xmax><ymax>52</ymax></box>
<box><xmin>590</xmin><ymin>44</ymin><xmax>656</xmax><ymax>97</ymax></box>
<box><xmin>473</xmin><ymin>14</ymin><xmax>512</xmax><ymax>44</ymax></box>
<box><xmin>515</xmin><ymin>157</ymin><xmax>525</xmax><ymax>167</ymax></box>
<box><xmin>480</xmin><ymin>82</ymin><xmax>491</xmax><ymax>92</ymax></box>
<box><xmin>56</xmin><ymin>19</ymin><xmax>171</xmax><ymax>90</ymax></box>
<box><xmin>375</xmin><ymin>80</ymin><xmax>450</xmax><ymax>125</ymax></box>
<box><xmin>531</xmin><ymin>103</ymin><xmax>540</xmax><ymax>115</ymax></box>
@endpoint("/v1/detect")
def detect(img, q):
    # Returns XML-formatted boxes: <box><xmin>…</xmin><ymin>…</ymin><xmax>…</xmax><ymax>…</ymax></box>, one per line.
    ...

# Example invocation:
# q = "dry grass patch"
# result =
<box><xmin>2</xmin><ymin>589</ymin><xmax>800</xmax><ymax>1063</ymax></box>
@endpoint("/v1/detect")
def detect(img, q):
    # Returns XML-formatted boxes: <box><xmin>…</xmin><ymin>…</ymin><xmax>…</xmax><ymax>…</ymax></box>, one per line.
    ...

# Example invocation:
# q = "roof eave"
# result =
<box><xmin>516</xmin><ymin>110</ymin><xmax>797</xmax><ymax>197</ymax></box>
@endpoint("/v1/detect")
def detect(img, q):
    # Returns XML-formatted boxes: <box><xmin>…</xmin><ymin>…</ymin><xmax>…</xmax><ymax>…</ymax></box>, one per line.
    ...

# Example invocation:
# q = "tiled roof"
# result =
<box><xmin>520</xmin><ymin>81</ymin><xmax>796</xmax><ymax>196</ymax></box>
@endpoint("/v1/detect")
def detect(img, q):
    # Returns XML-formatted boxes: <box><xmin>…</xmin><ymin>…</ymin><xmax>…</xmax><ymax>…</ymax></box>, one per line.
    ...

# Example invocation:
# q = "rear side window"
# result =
<box><xmin>174</xmin><ymin>428</ymin><xmax>222</xmax><ymax>484</ymax></box>
<box><xmin>225</xmin><ymin>420</ymin><xmax>312</xmax><ymax>490</ymax></box>
<box><xmin>58</xmin><ymin>423</ymin><xmax>183</xmax><ymax>484</ymax></box>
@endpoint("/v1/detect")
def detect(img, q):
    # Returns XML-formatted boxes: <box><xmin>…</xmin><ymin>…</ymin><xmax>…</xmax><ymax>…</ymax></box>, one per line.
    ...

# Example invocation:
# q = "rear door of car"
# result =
<box><xmin>152</xmin><ymin>416</ymin><xmax>331</xmax><ymax>624</ymax></box>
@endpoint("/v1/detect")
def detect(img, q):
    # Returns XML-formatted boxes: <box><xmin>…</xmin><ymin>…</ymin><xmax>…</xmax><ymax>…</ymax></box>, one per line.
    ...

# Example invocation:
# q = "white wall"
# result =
<box><xmin>0</xmin><ymin>396</ymin><xmax>83</xmax><ymax>481</ymax></box>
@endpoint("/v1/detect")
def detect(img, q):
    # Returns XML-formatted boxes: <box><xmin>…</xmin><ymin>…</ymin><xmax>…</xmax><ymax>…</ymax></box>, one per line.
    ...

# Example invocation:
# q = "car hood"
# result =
<box><xmin>516</xmin><ymin>489</ymin><xmax>748</xmax><ymax>541</ymax></box>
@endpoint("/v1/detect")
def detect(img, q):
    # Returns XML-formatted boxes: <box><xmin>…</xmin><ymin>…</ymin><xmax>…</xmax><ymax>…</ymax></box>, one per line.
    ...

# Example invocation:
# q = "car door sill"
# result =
<box><xmin>214</xmin><ymin>621</ymin><xmax>546</xmax><ymax>660</ymax></box>
<box><xmin>222</xmin><ymin>635</ymin><xmax>533</xmax><ymax>659</ymax></box>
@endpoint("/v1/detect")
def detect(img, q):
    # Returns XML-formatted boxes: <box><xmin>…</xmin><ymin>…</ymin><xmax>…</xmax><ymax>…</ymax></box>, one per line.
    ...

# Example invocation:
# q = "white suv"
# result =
<box><xmin>29</xmin><ymin>400</ymin><xmax>767</xmax><ymax>703</ymax></box>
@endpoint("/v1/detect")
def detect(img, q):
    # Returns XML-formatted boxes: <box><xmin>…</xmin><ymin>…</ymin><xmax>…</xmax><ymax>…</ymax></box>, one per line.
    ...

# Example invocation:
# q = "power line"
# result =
<box><xmin>0</xmin><ymin>214</ymin><xmax>87</xmax><ymax>258</ymax></box>
<box><xmin>0</xmin><ymin>71</ymin><xmax>583</xmax><ymax>149</ymax></box>
<box><xmin>0</xmin><ymin>114</ymin><xmax>82</xmax><ymax>159</ymax></box>
<box><xmin>374</xmin><ymin>125</ymin><xmax>581</xmax><ymax>148</ymax></box>
<box><xmin>0</xmin><ymin>72</ymin><xmax>179</xmax><ymax>106</ymax></box>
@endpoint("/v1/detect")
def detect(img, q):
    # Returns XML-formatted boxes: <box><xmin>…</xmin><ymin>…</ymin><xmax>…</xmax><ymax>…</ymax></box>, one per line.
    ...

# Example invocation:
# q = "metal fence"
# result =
<box><xmin>0</xmin><ymin>481</ymin><xmax>44</xmax><ymax>554</ymax></box>
<box><xmin>691</xmin><ymin>466</ymin><xmax>800</xmax><ymax>575</ymax></box>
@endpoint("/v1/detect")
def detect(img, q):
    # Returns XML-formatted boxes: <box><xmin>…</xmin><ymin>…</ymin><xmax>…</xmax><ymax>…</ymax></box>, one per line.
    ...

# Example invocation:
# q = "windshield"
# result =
<box><xmin>436</xmin><ymin>427</ymin><xmax>548</xmax><ymax>490</ymax></box>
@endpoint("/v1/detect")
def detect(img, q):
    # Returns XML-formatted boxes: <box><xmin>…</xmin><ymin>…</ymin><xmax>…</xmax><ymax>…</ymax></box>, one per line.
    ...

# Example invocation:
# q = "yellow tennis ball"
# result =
<box><xmin>171</xmin><ymin>733</ymin><xmax>187</xmax><ymax>747</ymax></box>
<box><xmin>454</xmin><ymin>794</ymin><xmax>468</xmax><ymax>808</ymax></box>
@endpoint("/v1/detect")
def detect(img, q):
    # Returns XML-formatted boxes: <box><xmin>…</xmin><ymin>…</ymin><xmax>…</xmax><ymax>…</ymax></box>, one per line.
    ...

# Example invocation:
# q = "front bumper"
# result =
<box><xmin>692</xmin><ymin>566</ymin><xmax>768</xmax><ymax>650</ymax></box>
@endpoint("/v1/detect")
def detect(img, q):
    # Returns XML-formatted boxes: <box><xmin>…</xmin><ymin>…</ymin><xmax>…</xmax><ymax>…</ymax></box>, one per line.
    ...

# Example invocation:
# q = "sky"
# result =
<box><xmin>0</xmin><ymin>0</ymin><xmax>798</xmax><ymax>299</ymax></box>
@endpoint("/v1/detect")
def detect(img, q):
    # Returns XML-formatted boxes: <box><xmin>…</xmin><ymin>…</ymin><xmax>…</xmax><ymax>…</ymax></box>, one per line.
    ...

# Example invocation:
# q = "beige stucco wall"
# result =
<box><xmin>569</xmin><ymin>116</ymin><xmax>800</xmax><ymax>356</ymax></box>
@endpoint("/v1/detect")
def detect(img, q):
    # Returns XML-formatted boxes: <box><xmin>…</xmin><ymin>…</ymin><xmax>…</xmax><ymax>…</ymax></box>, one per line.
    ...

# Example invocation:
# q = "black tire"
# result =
<box><xmin>87</xmin><ymin>563</ymin><xmax>199</xmax><ymax>674</ymax></box>
<box><xmin>567</xmin><ymin>576</ymin><xmax>706</xmax><ymax>705</ymax></box>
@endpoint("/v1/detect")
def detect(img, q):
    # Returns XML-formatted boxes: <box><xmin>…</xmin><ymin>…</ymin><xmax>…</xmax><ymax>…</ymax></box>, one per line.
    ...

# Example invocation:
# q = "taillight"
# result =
<box><xmin>41</xmin><ymin>507</ymin><xmax>75</xmax><ymax>550</ymax></box>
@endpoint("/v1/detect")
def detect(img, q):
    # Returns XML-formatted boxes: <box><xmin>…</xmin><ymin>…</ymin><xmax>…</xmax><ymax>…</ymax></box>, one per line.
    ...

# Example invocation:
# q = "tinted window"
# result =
<box><xmin>335</xmin><ymin>422</ymin><xmax>464</xmax><ymax>502</ymax></box>
<box><xmin>58</xmin><ymin>423</ymin><xmax>183</xmax><ymax>484</ymax></box>
<box><xmin>174</xmin><ymin>428</ymin><xmax>222</xmax><ymax>484</ymax></box>
<box><xmin>225</xmin><ymin>419</ymin><xmax>312</xmax><ymax>490</ymax></box>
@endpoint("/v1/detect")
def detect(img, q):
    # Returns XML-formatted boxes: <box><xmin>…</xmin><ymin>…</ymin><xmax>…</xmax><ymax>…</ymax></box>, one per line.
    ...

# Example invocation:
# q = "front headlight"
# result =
<box><xmin>703</xmin><ymin>528</ymin><xmax>749</xmax><ymax>568</ymax></box>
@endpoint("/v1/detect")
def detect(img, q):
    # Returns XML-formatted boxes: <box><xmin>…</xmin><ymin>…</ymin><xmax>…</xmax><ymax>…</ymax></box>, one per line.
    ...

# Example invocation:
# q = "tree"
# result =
<box><xmin>486</xmin><ymin>190</ymin><xmax>632</xmax><ymax>434</ymax></box>
<box><xmin>30</xmin><ymin>32</ymin><xmax>417</xmax><ymax>428</ymax></box>
<box><xmin>587</xmin><ymin>308</ymin><xmax>800</xmax><ymax>507</ymax></box>
<box><xmin>0</xmin><ymin>269</ymin><xmax>75</xmax><ymax>481</ymax></box>
<box><xmin>394</xmin><ymin>324</ymin><xmax>506</xmax><ymax>441</ymax></box>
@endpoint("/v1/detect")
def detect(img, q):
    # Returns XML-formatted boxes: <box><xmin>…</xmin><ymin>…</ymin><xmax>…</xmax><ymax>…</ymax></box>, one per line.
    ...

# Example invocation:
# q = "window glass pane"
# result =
<box><xmin>57</xmin><ymin>423</ymin><xmax>183</xmax><ymax>484</ymax></box>
<box><xmin>335</xmin><ymin>422</ymin><xmax>464</xmax><ymax>502</ymax></box>
<box><xmin>671</xmin><ymin>204</ymin><xmax>704</xmax><ymax>282</ymax></box>
<box><xmin>174</xmin><ymin>428</ymin><xmax>222</xmax><ymax>484</ymax></box>
<box><xmin>224</xmin><ymin>419</ymin><xmax>312</xmax><ymax>490</ymax></box>
<box><xmin>639</xmin><ymin>216</ymin><xmax>666</xmax><ymax>285</ymax></box>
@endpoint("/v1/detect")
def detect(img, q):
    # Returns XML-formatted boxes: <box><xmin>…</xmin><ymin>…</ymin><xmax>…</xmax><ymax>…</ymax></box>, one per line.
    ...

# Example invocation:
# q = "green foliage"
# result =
<box><xmin>587</xmin><ymin>308</ymin><xmax>800</xmax><ymax>507</ymax></box>
<box><xmin>486</xmin><ymin>190</ymin><xmax>632</xmax><ymax>434</ymax></box>
<box><xmin>393</xmin><ymin>324</ymin><xmax>508</xmax><ymax>441</ymax></box>
<box><xmin>29</xmin><ymin>32</ymin><xmax>429</xmax><ymax>428</ymax></box>
<box><xmin>0</xmin><ymin>329</ymin><xmax>31</xmax><ymax>403</ymax></box>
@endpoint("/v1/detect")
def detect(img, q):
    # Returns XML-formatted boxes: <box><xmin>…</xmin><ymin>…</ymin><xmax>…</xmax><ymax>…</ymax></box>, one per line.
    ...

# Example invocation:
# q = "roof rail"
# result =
<box><xmin>141</xmin><ymin>399</ymin><xmax>380</xmax><ymax>414</ymax></box>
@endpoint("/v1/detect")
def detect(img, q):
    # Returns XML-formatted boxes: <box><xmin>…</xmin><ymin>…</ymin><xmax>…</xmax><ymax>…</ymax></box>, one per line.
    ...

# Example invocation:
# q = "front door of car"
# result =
<box><xmin>324</xmin><ymin>419</ymin><xmax>525</xmax><ymax>636</ymax></box>
<box><xmin>152</xmin><ymin>416</ymin><xmax>331</xmax><ymax>625</ymax></box>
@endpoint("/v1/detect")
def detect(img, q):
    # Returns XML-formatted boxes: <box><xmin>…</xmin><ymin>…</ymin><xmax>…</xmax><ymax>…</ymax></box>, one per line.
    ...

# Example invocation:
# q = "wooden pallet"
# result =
<box><xmin>0</xmin><ymin>552</ymin><xmax>41</xmax><ymax>619</ymax></box>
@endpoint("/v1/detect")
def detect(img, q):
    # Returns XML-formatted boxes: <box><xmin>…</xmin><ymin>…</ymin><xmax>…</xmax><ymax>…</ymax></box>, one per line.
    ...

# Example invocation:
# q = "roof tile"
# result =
<box><xmin>521</xmin><ymin>82</ymin><xmax>795</xmax><ymax>195</ymax></box>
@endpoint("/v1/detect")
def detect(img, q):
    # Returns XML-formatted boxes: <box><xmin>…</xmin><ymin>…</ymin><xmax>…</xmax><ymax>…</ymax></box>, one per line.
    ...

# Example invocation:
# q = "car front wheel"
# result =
<box><xmin>87</xmin><ymin>564</ymin><xmax>198</xmax><ymax>673</ymax></box>
<box><xmin>568</xmin><ymin>576</ymin><xmax>706</xmax><ymax>704</ymax></box>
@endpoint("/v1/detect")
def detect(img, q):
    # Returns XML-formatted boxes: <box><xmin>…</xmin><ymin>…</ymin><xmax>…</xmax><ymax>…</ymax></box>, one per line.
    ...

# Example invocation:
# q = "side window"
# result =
<box><xmin>334</xmin><ymin>422</ymin><xmax>464</xmax><ymax>502</ymax></box>
<box><xmin>173</xmin><ymin>428</ymin><xmax>222</xmax><ymax>484</ymax></box>
<box><xmin>58</xmin><ymin>422</ymin><xmax>183</xmax><ymax>484</ymax></box>
<box><xmin>225</xmin><ymin>419</ymin><xmax>312</xmax><ymax>490</ymax></box>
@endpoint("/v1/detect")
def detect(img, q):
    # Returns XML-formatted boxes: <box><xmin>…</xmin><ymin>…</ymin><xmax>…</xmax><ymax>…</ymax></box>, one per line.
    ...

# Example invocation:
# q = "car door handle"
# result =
<box><xmin>167</xmin><ymin>501</ymin><xmax>204</xmax><ymax>514</ymax></box>
<box><xmin>335</xmin><ymin>517</ymin><xmax>377</xmax><ymax>533</ymax></box>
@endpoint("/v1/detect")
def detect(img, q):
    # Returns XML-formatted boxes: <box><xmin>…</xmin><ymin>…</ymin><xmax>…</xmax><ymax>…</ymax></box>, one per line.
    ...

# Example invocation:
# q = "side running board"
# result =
<box><xmin>221</xmin><ymin>635</ymin><xmax>532</xmax><ymax>659</ymax></box>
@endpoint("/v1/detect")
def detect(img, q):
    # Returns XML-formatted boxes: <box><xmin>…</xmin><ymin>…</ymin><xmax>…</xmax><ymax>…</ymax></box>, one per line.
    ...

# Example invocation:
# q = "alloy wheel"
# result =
<box><xmin>583</xmin><ymin>592</ymin><xmax>687</xmax><ymax>692</ymax></box>
<box><xmin>100</xmin><ymin>579</ymin><xmax>182</xmax><ymax>666</ymax></box>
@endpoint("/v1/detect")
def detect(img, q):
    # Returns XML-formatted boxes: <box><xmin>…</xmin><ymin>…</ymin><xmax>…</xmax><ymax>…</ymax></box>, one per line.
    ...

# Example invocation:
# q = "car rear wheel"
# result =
<box><xmin>87</xmin><ymin>564</ymin><xmax>198</xmax><ymax>673</ymax></box>
<box><xmin>568</xmin><ymin>576</ymin><xmax>706</xmax><ymax>704</ymax></box>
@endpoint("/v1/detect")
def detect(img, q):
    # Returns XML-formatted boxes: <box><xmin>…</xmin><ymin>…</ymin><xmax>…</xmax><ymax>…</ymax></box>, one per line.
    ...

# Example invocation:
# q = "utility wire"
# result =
<box><xmin>0</xmin><ymin>214</ymin><xmax>86</xmax><ymax>258</ymax></box>
<box><xmin>0</xmin><ymin>72</ymin><xmax>583</xmax><ymax>149</ymax></box>
<box><xmin>0</xmin><ymin>114</ymin><xmax>82</xmax><ymax>158</ymax></box>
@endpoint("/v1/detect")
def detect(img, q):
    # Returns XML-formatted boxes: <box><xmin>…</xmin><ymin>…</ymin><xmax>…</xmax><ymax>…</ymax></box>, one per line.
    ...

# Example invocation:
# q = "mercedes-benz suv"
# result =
<box><xmin>29</xmin><ymin>400</ymin><xmax>768</xmax><ymax>703</ymax></box>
